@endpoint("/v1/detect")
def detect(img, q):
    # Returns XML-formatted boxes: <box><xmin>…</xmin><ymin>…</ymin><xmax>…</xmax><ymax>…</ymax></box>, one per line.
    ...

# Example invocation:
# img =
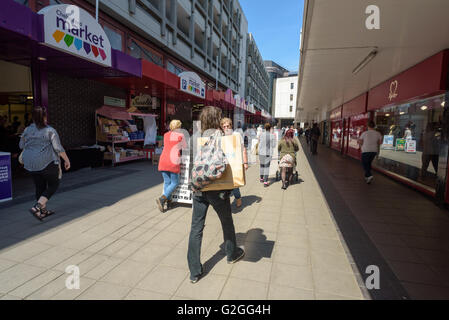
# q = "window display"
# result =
<box><xmin>374</xmin><ymin>94</ymin><xmax>444</xmax><ymax>189</ymax></box>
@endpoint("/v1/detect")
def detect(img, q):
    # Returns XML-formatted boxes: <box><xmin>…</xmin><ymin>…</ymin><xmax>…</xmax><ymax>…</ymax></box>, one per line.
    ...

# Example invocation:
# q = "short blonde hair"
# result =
<box><xmin>169</xmin><ymin>120</ymin><xmax>182</xmax><ymax>131</ymax></box>
<box><xmin>220</xmin><ymin>117</ymin><xmax>233</xmax><ymax>127</ymax></box>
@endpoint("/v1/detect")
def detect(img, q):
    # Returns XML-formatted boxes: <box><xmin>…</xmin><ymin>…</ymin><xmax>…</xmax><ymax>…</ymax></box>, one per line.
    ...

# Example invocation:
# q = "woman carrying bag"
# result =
<box><xmin>19</xmin><ymin>107</ymin><xmax>70</xmax><ymax>221</ymax></box>
<box><xmin>156</xmin><ymin>119</ymin><xmax>187</xmax><ymax>212</ymax></box>
<box><xmin>187</xmin><ymin>106</ymin><xmax>245</xmax><ymax>284</ymax></box>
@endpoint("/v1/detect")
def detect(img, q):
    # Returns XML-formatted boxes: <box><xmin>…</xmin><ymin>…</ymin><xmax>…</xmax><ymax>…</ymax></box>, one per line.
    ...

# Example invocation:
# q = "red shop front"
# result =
<box><xmin>330</xmin><ymin>106</ymin><xmax>343</xmax><ymax>152</ymax></box>
<box><xmin>366</xmin><ymin>49</ymin><xmax>449</xmax><ymax>200</ymax></box>
<box><xmin>342</xmin><ymin>93</ymin><xmax>368</xmax><ymax>160</ymax></box>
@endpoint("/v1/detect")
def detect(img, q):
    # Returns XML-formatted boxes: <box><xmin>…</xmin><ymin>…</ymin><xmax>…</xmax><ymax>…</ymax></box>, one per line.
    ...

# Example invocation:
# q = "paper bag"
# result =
<box><xmin>198</xmin><ymin>135</ymin><xmax>246</xmax><ymax>192</ymax></box>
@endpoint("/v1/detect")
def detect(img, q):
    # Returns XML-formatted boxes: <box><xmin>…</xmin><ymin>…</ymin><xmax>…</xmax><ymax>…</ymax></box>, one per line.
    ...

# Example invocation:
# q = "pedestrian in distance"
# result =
<box><xmin>305</xmin><ymin>126</ymin><xmax>311</xmax><ymax>145</ymax></box>
<box><xmin>258</xmin><ymin>123</ymin><xmax>276</xmax><ymax>187</ymax></box>
<box><xmin>19</xmin><ymin>106</ymin><xmax>71</xmax><ymax>221</ymax></box>
<box><xmin>310</xmin><ymin>123</ymin><xmax>321</xmax><ymax>155</ymax></box>
<box><xmin>278</xmin><ymin>129</ymin><xmax>299</xmax><ymax>190</ymax></box>
<box><xmin>187</xmin><ymin>106</ymin><xmax>245</xmax><ymax>284</ymax></box>
<box><xmin>156</xmin><ymin>119</ymin><xmax>187</xmax><ymax>212</ymax></box>
<box><xmin>220</xmin><ymin>118</ymin><xmax>249</xmax><ymax>208</ymax></box>
<box><xmin>358</xmin><ymin>121</ymin><xmax>383</xmax><ymax>184</ymax></box>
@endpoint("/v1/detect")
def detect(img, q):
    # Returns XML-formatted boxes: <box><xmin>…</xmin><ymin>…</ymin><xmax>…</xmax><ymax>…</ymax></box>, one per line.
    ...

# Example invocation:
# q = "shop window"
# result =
<box><xmin>128</xmin><ymin>39</ymin><xmax>163</xmax><ymax>67</ymax></box>
<box><xmin>167</xmin><ymin>61</ymin><xmax>185</xmax><ymax>76</ymax></box>
<box><xmin>374</xmin><ymin>94</ymin><xmax>445</xmax><ymax>190</ymax></box>
<box><xmin>103</xmin><ymin>25</ymin><xmax>123</xmax><ymax>52</ymax></box>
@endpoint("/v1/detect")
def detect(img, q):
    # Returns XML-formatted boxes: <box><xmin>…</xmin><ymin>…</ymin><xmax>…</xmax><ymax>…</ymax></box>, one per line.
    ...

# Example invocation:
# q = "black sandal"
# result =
<box><xmin>41</xmin><ymin>208</ymin><xmax>55</xmax><ymax>218</ymax></box>
<box><xmin>29</xmin><ymin>203</ymin><xmax>45</xmax><ymax>221</ymax></box>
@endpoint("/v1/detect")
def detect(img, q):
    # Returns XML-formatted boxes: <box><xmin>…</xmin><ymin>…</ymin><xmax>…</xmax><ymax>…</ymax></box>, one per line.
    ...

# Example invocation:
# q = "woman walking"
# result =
<box><xmin>19</xmin><ymin>106</ymin><xmax>70</xmax><ymax>220</ymax></box>
<box><xmin>278</xmin><ymin>129</ymin><xmax>299</xmax><ymax>190</ymax></box>
<box><xmin>220</xmin><ymin>117</ymin><xmax>249</xmax><ymax>208</ymax></box>
<box><xmin>156</xmin><ymin>120</ymin><xmax>186</xmax><ymax>212</ymax></box>
<box><xmin>187</xmin><ymin>107</ymin><xmax>245</xmax><ymax>283</ymax></box>
<box><xmin>258</xmin><ymin>123</ymin><xmax>275</xmax><ymax>187</ymax></box>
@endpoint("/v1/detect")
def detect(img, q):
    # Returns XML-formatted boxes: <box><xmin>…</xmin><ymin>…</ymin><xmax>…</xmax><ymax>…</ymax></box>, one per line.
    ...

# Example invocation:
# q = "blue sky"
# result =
<box><xmin>240</xmin><ymin>0</ymin><xmax>304</xmax><ymax>72</ymax></box>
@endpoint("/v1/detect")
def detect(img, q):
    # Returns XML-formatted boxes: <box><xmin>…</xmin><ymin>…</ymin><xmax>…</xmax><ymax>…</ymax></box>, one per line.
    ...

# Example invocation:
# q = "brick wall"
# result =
<box><xmin>48</xmin><ymin>73</ymin><xmax>127</xmax><ymax>148</ymax></box>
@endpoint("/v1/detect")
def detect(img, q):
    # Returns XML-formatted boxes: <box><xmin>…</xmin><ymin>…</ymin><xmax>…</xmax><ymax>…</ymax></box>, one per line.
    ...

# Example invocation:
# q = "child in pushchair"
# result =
<box><xmin>275</xmin><ymin>153</ymin><xmax>299</xmax><ymax>185</ymax></box>
<box><xmin>275</xmin><ymin>129</ymin><xmax>300</xmax><ymax>189</ymax></box>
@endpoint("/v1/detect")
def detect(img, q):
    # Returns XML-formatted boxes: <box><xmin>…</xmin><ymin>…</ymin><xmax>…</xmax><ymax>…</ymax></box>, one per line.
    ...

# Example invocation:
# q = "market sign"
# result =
<box><xmin>179</xmin><ymin>72</ymin><xmax>205</xmax><ymax>99</ymax></box>
<box><xmin>38</xmin><ymin>5</ymin><xmax>112</xmax><ymax>67</ymax></box>
<box><xmin>381</xmin><ymin>135</ymin><xmax>394</xmax><ymax>150</ymax></box>
<box><xmin>396</xmin><ymin>139</ymin><xmax>406</xmax><ymax>151</ymax></box>
<box><xmin>405</xmin><ymin>140</ymin><xmax>417</xmax><ymax>153</ymax></box>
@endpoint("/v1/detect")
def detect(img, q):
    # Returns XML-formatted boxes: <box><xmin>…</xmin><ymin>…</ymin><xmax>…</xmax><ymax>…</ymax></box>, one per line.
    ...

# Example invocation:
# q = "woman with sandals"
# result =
<box><xmin>19</xmin><ymin>107</ymin><xmax>70</xmax><ymax>221</ymax></box>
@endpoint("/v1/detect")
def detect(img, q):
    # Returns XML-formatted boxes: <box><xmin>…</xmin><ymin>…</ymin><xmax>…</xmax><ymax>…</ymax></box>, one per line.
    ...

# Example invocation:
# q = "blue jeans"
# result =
<box><xmin>161</xmin><ymin>171</ymin><xmax>180</xmax><ymax>199</ymax></box>
<box><xmin>188</xmin><ymin>191</ymin><xmax>238</xmax><ymax>279</ymax></box>
<box><xmin>232</xmin><ymin>188</ymin><xmax>241</xmax><ymax>199</ymax></box>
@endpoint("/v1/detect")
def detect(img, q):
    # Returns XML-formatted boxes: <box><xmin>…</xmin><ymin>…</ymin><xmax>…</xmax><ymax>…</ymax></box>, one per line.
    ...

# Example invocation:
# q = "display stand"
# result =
<box><xmin>95</xmin><ymin>105</ymin><xmax>157</xmax><ymax>166</ymax></box>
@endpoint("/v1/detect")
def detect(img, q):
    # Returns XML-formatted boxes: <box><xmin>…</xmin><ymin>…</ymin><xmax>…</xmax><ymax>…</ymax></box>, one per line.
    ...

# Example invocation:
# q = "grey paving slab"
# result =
<box><xmin>219</xmin><ymin>277</ymin><xmax>268</xmax><ymax>300</ymax></box>
<box><xmin>76</xmin><ymin>281</ymin><xmax>131</xmax><ymax>300</ymax></box>
<box><xmin>0</xmin><ymin>263</ymin><xmax>46</xmax><ymax>294</ymax></box>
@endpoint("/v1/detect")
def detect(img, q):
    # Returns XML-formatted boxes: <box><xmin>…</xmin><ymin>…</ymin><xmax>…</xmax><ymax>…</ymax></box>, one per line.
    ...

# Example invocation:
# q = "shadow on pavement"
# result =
<box><xmin>0</xmin><ymin>162</ymin><xmax>163</xmax><ymax>251</ymax></box>
<box><xmin>299</xmin><ymin>137</ymin><xmax>410</xmax><ymax>300</ymax></box>
<box><xmin>202</xmin><ymin>228</ymin><xmax>275</xmax><ymax>275</ymax></box>
<box><xmin>232</xmin><ymin>195</ymin><xmax>262</xmax><ymax>214</ymax></box>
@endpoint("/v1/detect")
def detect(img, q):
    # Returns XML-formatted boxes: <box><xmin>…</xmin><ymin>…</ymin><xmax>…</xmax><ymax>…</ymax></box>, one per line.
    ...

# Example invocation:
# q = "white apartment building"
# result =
<box><xmin>274</xmin><ymin>75</ymin><xmax>298</xmax><ymax>125</ymax></box>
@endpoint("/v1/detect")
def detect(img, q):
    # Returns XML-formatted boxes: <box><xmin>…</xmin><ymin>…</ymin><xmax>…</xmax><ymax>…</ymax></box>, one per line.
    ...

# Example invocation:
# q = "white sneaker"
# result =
<box><xmin>366</xmin><ymin>176</ymin><xmax>374</xmax><ymax>184</ymax></box>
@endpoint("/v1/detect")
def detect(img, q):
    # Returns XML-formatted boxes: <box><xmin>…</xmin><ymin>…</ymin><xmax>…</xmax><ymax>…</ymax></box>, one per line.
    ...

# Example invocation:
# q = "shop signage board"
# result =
<box><xmin>396</xmin><ymin>139</ymin><xmax>406</xmax><ymax>151</ymax></box>
<box><xmin>39</xmin><ymin>5</ymin><xmax>112</xmax><ymax>67</ymax></box>
<box><xmin>405</xmin><ymin>140</ymin><xmax>417</xmax><ymax>153</ymax></box>
<box><xmin>104</xmin><ymin>96</ymin><xmax>126</xmax><ymax>107</ymax></box>
<box><xmin>172</xmin><ymin>154</ymin><xmax>192</xmax><ymax>205</ymax></box>
<box><xmin>0</xmin><ymin>152</ymin><xmax>12</xmax><ymax>202</ymax></box>
<box><xmin>131</xmin><ymin>93</ymin><xmax>152</xmax><ymax>108</ymax></box>
<box><xmin>179</xmin><ymin>72</ymin><xmax>206</xmax><ymax>99</ymax></box>
<box><xmin>381</xmin><ymin>135</ymin><xmax>394</xmax><ymax>150</ymax></box>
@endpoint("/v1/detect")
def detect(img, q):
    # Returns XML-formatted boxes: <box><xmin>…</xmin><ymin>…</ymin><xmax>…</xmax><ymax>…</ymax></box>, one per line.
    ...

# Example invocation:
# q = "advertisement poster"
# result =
<box><xmin>405</xmin><ymin>140</ymin><xmax>417</xmax><ymax>153</ymax></box>
<box><xmin>0</xmin><ymin>152</ymin><xmax>12</xmax><ymax>202</ymax></box>
<box><xmin>171</xmin><ymin>154</ymin><xmax>192</xmax><ymax>205</ymax></box>
<box><xmin>396</xmin><ymin>138</ymin><xmax>406</xmax><ymax>151</ymax></box>
<box><xmin>381</xmin><ymin>135</ymin><xmax>394</xmax><ymax>150</ymax></box>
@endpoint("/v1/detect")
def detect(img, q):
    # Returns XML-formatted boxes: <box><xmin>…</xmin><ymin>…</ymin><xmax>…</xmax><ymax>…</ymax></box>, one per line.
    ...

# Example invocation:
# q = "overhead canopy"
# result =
<box><xmin>96</xmin><ymin>105</ymin><xmax>157</xmax><ymax>120</ymax></box>
<box><xmin>296</xmin><ymin>0</ymin><xmax>449</xmax><ymax>122</ymax></box>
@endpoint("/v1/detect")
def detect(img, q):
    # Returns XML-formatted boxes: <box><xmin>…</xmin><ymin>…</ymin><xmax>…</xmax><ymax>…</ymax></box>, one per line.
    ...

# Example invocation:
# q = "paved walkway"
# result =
<box><xmin>302</xmin><ymin>138</ymin><xmax>449</xmax><ymax>300</ymax></box>
<box><xmin>0</xmin><ymin>143</ymin><xmax>366</xmax><ymax>300</ymax></box>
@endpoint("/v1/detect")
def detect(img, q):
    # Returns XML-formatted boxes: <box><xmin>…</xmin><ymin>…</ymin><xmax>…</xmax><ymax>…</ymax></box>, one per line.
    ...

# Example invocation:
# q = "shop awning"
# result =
<box><xmin>96</xmin><ymin>105</ymin><xmax>157</xmax><ymax>120</ymax></box>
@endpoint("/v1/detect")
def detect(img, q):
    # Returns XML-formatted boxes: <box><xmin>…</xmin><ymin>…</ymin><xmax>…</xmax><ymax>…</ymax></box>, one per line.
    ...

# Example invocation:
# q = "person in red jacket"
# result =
<box><xmin>156</xmin><ymin>120</ymin><xmax>186</xmax><ymax>212</ymax></box>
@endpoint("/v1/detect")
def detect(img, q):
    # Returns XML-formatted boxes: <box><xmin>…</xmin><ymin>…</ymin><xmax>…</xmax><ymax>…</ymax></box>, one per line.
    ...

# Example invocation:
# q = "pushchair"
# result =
<box><xmin>275</xmin><ymin>152</ymin><xmax>299</xmax><ymax>183</ymax></box>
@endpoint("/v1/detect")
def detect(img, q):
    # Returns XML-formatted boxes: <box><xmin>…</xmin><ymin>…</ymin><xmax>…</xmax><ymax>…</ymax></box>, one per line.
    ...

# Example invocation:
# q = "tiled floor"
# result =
<box><xmin>0</xmin><ymin>148</ymin><xmax>365</xmax><ymax>300</ymax></box>
<box><xmin>303</xmin><ymin>138</ymin><xmax>449</xmax><ymax>299</ymax></box>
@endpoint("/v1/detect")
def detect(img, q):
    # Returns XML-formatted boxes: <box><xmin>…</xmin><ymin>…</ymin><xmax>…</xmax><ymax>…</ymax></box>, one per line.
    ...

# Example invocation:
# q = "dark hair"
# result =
<box><xmin>33</xmin><ymin>106</ymin><xmax>47</xmax><ymax>129</ymax></box>
<box><xmin>368</xmin><ymin>121</ymin><xmax>375</xmax><ymax>128</ymax></box>
<box><xmin>264</xmin><ymin>123</ymin><xmax>271</xmax><ymax>131</ymax></box>
<box><xmin>200</xmin><ymin>106</ymin><xmax>222</xmax><ymax>133</ymax></box>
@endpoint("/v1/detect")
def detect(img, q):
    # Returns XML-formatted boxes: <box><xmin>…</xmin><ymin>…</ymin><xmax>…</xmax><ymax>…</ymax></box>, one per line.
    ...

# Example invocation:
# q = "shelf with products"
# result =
<box><xmin>95</xmin><ymin>105</ymin><xmax>158</xmax><ymax>166</ymax></box>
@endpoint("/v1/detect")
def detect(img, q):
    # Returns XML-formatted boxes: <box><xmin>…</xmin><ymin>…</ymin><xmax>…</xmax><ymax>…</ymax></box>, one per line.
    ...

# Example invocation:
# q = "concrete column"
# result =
<box><xmin>31</xmin><ymin>58</ymin><xmax>48</xmax><ymax>112</ymax></box>
<box><xmin>172</xmin><ymin>0</ymin><xmax>177</xmax><ymax>45</ymax></box>
<box><xmin>161</xmin><ymin>0</ymin><xmax>166</xmax><ymax>37</ymax></box>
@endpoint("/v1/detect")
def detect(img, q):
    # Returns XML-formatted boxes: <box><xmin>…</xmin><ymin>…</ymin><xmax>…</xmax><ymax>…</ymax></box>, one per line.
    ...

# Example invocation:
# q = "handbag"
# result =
<box><xmin>190</xmin><ymin>133</ymin><xmax>227</xmax><ymax>192</ymax></box>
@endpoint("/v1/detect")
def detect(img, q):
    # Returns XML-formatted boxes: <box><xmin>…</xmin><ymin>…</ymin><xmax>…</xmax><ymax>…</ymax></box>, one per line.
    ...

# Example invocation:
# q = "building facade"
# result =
<box><xmin>264</xmin><ymin>60</ymin><xmax>289</xmax><ymax>115</ymax></box>
<box><xmin>245</xmin><ymin>33</ymin><xmax>270</xmax><ymax>112</ymax></box>
<box><xmin>274</xmin><ymin>75</ymin><xmax>298</xmax><ymax>127</ymax></box>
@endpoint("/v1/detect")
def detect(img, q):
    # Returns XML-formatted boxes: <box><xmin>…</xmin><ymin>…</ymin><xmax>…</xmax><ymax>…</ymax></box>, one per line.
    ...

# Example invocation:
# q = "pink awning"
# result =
<box><xmin>96</xmin><ymin>105</ymin><xmax>157</xmax><ymax>120</ymax></box>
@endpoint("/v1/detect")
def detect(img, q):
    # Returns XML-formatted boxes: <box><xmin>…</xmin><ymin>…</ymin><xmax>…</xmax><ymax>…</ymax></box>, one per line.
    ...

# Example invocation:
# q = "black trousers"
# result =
<box><xmin>187</xmin><ymin>190</ymin><xmax>237</xmax><ymax>278</ymax></box>
<box><xmin>361</xmin><ymin>152</ymin><xmax>377</xmax><ymax>178</ymax></box>
<box><xmin>30</xmin><ymin>162</ymin><xmax>60</xmax><ymax>201</ymax></box>
<box><xmin>310</xmin><ymin>139</ymin><xmax>318</xmax><ymax>154</ymax></box>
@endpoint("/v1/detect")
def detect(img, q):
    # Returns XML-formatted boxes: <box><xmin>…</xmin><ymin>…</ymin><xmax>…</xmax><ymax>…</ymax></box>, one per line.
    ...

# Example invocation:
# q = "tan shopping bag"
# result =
<box><xmin>198</xmin><ymin>134</ymin><xmax>246</xmax><ymax>191</ymax></box>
